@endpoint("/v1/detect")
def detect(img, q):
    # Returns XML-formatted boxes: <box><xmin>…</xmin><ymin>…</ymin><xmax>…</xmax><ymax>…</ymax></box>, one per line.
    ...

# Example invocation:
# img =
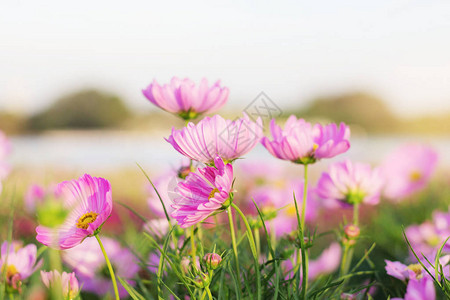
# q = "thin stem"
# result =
<box><xmin>95</xmin><ymin>235</ymin><xmax>120</xmax><ymax>300</ymax></box>
<box><xmin>340</xmin><ymin>244</ymin><xmax>350</xmax><ymax>276</ymax></box>
<box><xmin>206</xmin><ymin>286</ymin><xmax>213</xmax><ymax>300</ymax></box>
<box><xmin>301</xmin><ymin>164</ymin><xmax>309</xmax><ymax>300</ymax></box>
<box><xmin>342</xmin><ymin>203</ymin><xmax>360</xmax><ymax>274</ymax></box>
<box><xmin>231</xmin><ymin>203</ymin><xmax>261</xmax><ymax>300</ymax></box>
<box><xmin>301</xmin><ymin>164</ymin><xmax>309</xmax><ymax>230</ymax></box>
<box><xmin>49</xmin><ymin>248</ymin><xmax>64</xmax><ymax>300</ymax></box>
<box><xmin>190</xmin><ymin>226</ymin><xmax>197</xmax><ymax>269</ymax></box>
<box><xmin>339</xmin><ymin>203</ymin><xmax>360</xmax><ymax>290</ymax></box>
<box><xmin>227</xmin><ymin>208</ymin><xmax>242</xmax><ymax>298</ymax></box>
<box><xmin>353</xmin><ymin>203</ymin><xmax>359</xmax><ymax>226</ymax></box>
<box><xmin>254</xmin><ymin>228</ymin><xmax>261</xmax><ymax>260</ymax></box>
<box><xmin>299</xmin><ymin>228</ymin><xmax>309</xmax><ymax>300</ymax></box>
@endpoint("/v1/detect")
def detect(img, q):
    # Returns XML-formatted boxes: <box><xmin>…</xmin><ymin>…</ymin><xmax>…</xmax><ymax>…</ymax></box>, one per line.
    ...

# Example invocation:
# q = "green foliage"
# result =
<box><xmin>28</xmin><ymin>89</ymin><xmax>131</xmax><ymax>130</ymax></box>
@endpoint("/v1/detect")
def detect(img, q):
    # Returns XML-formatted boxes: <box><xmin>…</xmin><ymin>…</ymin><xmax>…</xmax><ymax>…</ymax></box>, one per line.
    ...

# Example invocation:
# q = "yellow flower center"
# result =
<box><xmin>208</xmin><ymin>188</ymin><xmax>219</xmax><ymax>200</ymax></box>
<box><xmin>410</xmin><ymin>170</ymin><xmax>422</xmax><ymax>182</ymax></box>
<box><xmin>312</xmin><ymin>143</ymin><xmax>319</xmax><ymax>151</ymax></box>
<box><xmin>76</xmin><ymin>212</ymin><xmax>99</xmax><ymax>229</ymax></box>
<box><xmin>407</xmin><ymin>263</ymin><xmax>423</xmax><ymax>278</ymax></box>
<box><xmin>5</xmin><ymin>265</ymin><xmax>18</xmax><ymax>280</ymax></box>
<box><xmin>286</xmin><ymin>204</ymin><xmax>297</xmax><ymax>217</ymax></box>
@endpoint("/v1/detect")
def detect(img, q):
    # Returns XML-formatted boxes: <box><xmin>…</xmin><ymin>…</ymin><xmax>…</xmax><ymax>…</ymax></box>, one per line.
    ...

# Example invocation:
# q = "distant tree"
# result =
<box><xmin>28</xmin><ymin>89</ymin><xmax>131</xmax><ymax>130</ymax></box>
<box><xmin>299</xmin><ymin>92</ymin><xmax>399</xmax><ymax>133</ymax></box>
<box><xmin>0</xmin><ymin>111</ymin><xmax>27</xmax><ymax>135</ymax></box>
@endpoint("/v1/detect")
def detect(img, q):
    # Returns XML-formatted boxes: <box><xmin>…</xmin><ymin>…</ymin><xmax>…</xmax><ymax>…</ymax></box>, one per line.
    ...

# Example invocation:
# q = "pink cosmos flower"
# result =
<box><xmin>316</xmin><ymin>160</ymin><xmax>383</xmax><ymax>207</ymax></box>
<box><xmin>171</xmin><ymin>157</ymin><xmax>234</xmax><ymax>228</ymax></box>
<box><xmin>0</xmin><ymin>241</ymin><xmax>42</xmax><ymax>293</ymax></box>
<box><xmin>381</xmin><ymin>144</ymin><xmax>438</xmax><ymax>201</ymax></box>
<box><xmin>166</xmin><ymin>114</ymin><xmax>263</xmax><ymax>164</ymax></box>
<box><xmin>36</xmin><ymin>174</ymin><xmax>113</xmax><ymax>249</ymax></box>
<box><xmin>261</xmin><ymin>115</ymin><xmax>350</xmax><ymax>164</ymax></box>
<box><xmin>62</xmin><ymin>237</ymin><xmax>139</xmax><ymax>298</ymax></box>
<box><xmin>41</xmin><ymin>270</ymin><xmax>80</xmax><ymax>299</ymax></box>
<box><xmin>385</xmin><ymin>260</ymin><xmax>425</xmax><ymax>282</ymax></box>
<box><xmin>403</xmin><ymin>208</ymin><xmax>450</xmax><ymax>260</ymax></box>
<box><xmin>283</xmin><ymin>243</ymin><xmax>341</xmax><ymax>281</ymax></box>
<box><xmin>391</xmin><ymin>276</ymin><xmax>436</xmax><ymax>300</ymax></box>
<box><xmin>142</xmin><ymin>77</ymin><xmax>229</xmax><ymax>120</ymax></box>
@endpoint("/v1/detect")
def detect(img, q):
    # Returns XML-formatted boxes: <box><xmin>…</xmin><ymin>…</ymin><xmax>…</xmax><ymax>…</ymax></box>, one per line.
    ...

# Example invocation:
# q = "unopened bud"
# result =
<box><xmin>344</xmin><ymin>224</ymin><xmax>360</xmax><ymax>239</ymax></box>
<box><xmin>203</xmin><ymin>253</ymin><xmax>222</xmax><ymax>270</ymax></box>
<box><xmin>193</xmin><ymin>273</ymin><xmax>210</xmax><ymax>288</ymax></box>
<box><xmin>178</xmin><ymin>166</ymin><xmax>192</xmax><ymax>179</ymax></box>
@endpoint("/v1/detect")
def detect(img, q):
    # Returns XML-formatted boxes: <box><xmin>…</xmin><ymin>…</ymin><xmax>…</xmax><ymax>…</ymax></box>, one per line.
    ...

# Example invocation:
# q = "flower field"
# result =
<box><xmin>0</xmin><ymin>78</ymin><xmax>448</xmax><ymax>300</ymax></box>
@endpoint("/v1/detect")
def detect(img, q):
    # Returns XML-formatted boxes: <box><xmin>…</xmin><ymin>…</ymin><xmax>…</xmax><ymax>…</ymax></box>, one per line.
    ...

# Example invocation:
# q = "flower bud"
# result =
<box><xmin>193</xmin><ymin>273</ymin><xmax>210</xmax><ymax>288</ymax></box>
<box><xmin>344</xmin><ymin>224</ymin><xmax>360</xmax><ymax>239</ymax></box>
<box><xmin>203</xmin><ymin>253</ymin><xmax>222</xmax><ymax>270</ymax></box>
<box><xmin>178</xmin><ymin>166</ymin><xmax>192</xmax><ymax>179</ymax></box>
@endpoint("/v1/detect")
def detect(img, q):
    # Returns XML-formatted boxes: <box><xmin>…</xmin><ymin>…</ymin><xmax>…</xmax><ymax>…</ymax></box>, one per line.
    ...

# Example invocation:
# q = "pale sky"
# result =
<box><xmin>1</xmin><ymin>0</ymin><xmax>450</xmax><ymax>116</ymax></box>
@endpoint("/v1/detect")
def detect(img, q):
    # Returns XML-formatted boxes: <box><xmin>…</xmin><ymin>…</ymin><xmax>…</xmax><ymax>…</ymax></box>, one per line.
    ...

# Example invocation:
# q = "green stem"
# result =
<box><xmin>231</xmin><ymin>203</ymin><xmax>261</xmax><ymax>300</ymax></box>
<box><xmin>353</xmin><ymin>203</ymin><xmax>359</xmax><ymax>227</ymax></box>
<box><xmin>301</xmin><ymin>164</ymin><xmax>308</xmax><ymax>230</ymax></box>
<box><xmin>206</xmin><ymin>286</ymin><xmax>213</xmax><ymax>300</ymax></box>
<box><xmin>254</xmin><ymin>228</ymin><xmax>261</xmax><ymax>260</ymax></box>
<box><xmin>190</xmin><ymin>226</ymin><xmax>197</xmax><ymax>270</ymax></box>
<box><xmin>95</xmin><ymin>235</ymin><xmax>120</xmax><ymax>300</ymax></box>
<box><xmin>340</xmin><ymin>244</ymin><xmax>350</xmax><ymax>276</ymax></box>
<box><xmin>343</xmin><ymin>204</ymin><xmax>360</xmax><ymax>274</ymax></box>
<box><xmin>49</xmin><ymin>248</ymin><xmax>64</xmax><ymax>300</ymax></box>
<box><xmin>299</xmin><ymin>229</ymin><xmax>309</xmax><ymax>300</ymax></box>
<box><xmin>339</xmin><ymin>204</ymin><xmax>360</xmax><ymax>287</ymax></box>
<box><xmin>300</xmin><ymin>164</ymin><xmax>309</xmax><ymax>300</ymax></box>
<box><xmin>227</xmin><ymin>208</ymin><xmax>242</xmax><ymax>298</ymax></box>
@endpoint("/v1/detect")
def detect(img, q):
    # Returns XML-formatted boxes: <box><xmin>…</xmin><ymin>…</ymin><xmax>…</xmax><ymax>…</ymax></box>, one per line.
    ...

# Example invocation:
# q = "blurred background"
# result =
<box><xmin>0</xmin><ymin>0</ymin><xmax>449</xmax><ymax>171</ymax></box>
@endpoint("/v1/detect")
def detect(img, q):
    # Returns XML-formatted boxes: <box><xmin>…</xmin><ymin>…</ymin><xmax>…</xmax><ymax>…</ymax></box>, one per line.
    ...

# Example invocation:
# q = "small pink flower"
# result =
<box><xmin>142</xmin><ymin>77</ymin><xmax>229</xmax><ymax>120</ymax></box>
<box><xmin>381</xmin><ymin>144</ymin><xmax>438</xmax><ymax>201</ymax></box>
<box><xmin>41</xmin><ymin>270</ymin><xmax>80</xmax><ymax>299</ymax></box>
<box><xmin>166</xmin><ymin>114</ymin><xmax>263</xmax><ymax>164</ymax></box>
<box><xmin>385</xmin><ymin>260</ymin><xmax>424</xmax><ymax>282</ymax></box>
<box><xmin>171</xmin><ymin>157</ymin><xmax>234</xmax><ymax>228</ymax></box>
<box><xmin>405</xmin><ymin>212</ymin><xmax>450</xmax><ymax>257</ymax></box>
<box><xmin>316</xmin><ymin>160</ymin><xmax>383</xmax><ymax>207</ymax></box>
<box><xmin>36</xmin><ymin>174</ymin><xmax>113</xmax><ymax>249</ymax></box>
<box><xmin>261</xmin><ymin>115</ymin><xmax>350</xmax><ymax>164</ymax></box>
<box><xmin>0</xmin><ymin>241</ymin><xmax>43</xmax><ymax>293</ymax></box>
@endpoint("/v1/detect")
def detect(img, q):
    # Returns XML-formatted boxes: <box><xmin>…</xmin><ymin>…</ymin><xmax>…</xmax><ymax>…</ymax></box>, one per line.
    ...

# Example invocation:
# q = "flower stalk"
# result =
<box><xmin>95</xmin><ymin>235</ymin><xmax>120</xmax><ymax>300</ymax></box>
